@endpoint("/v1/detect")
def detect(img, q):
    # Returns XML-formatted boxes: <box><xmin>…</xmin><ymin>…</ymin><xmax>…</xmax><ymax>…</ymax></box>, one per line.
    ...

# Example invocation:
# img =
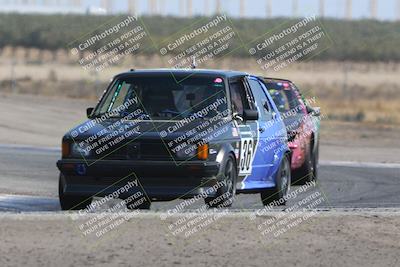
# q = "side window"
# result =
<box><xmin>248</xmin><ymin>79</ymin><xmax>273</xmax><ymax>120</ymax></box>
<box><xmin>229</xmin><ymin>80</ymin><xmax>250</xmax><ymax>115</ymax></box>
<box><xmin>270</xmin><ymin>89</ymin><xmax>291</xmax><ymax>113</ymax></box>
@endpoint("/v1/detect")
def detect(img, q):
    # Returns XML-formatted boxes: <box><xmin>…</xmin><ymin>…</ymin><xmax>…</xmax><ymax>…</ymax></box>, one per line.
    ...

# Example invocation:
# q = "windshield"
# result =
<box><xmin>265</xmin><ymin>82</ymin><xmax>304</xmax><ymax>115</ymax></box>
<box><xmin>93</xmin><ymin>75</ymin><xmax>228</xmax><ymax>120</ymax></box>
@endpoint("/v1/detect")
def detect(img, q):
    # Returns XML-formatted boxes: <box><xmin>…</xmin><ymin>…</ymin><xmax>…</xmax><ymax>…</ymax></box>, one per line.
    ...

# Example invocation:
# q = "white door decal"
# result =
<box><xmin>239</xmin><ymin>137</ymin><xmax>254</xmax><ymax>175</ymax></box>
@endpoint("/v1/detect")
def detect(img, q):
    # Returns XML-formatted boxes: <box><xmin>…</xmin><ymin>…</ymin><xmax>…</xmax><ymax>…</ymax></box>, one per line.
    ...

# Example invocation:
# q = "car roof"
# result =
<box><xmin>115</xmin><ymin>68</ymin><xmax>248</xmax><ymax>79</ymax></box>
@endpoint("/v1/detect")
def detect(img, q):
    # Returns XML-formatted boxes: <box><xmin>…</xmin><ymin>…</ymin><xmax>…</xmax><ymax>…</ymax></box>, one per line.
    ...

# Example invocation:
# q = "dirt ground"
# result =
<box><xmin>2</xmin><ymin>59</ymin><xmax>400</xmax><ymax>124</ymax></box>
<box><xmin>1</xmin><ymin>93</ymin><xmax>399</xmax><ymax>163</ymax></box>
<box><xmin>0</xmin><ymin>212</ymin><xmax>399</xmax><ymax>267</ymax></box>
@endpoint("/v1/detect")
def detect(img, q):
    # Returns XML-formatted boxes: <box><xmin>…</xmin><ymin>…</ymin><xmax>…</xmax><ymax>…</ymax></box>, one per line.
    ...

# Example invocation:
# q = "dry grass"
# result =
<box><xmin>1</xmin><ymin>47</ymin><xmax>399</xmax><ymax>124</ymax></box>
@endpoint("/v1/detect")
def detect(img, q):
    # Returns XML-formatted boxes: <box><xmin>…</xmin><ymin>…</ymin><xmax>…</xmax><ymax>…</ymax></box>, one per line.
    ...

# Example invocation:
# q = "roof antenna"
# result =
<box><xmin>190</xmin><ymin>56</ymin><xmax>197</xmax><ymax>69</ymax></box>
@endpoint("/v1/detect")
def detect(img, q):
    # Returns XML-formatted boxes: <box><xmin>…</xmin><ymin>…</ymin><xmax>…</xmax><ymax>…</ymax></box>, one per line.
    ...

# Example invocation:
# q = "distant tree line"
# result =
<box><xmin>0</xmin><ymin>13</ymin><xmax>399</xmax><ymax>61</ymax></box>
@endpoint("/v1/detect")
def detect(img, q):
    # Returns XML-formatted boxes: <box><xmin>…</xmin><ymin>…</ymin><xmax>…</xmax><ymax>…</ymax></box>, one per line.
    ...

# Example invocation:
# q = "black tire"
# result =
<box><xmin>260</xmin><ymin>155</ymin><xmax>291</xmax><ymax>206</ymax></box>
<box><xmin>293</xmin><ymin>143</ymin><xmax>317</xmax><ymax>185</ymax></box>
<box><xmin>59</xmin><ymin>174</ymin><xmax>93</xmax><ymax>210</ymax></box>
<box><xmin>312</xmin><ymin>142</ymin><xmax>319</xmax><ymax>181</ymax></box>
<box><xmin>205</xmin><ymin>155</ymin><xmax>237</xmax><ymax>208</ymax></box>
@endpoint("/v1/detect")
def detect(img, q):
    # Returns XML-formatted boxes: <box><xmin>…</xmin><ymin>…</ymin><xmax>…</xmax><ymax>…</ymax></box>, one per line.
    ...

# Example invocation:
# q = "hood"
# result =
<box><xmin>64</xmin><ymin>117</ymin><xmax>232</xmax><ymax>160</ymax></box>
<box><xmin>65</xmin><ymin>118</ymin><xmax>212</xmax><ymax>141</ymax></box>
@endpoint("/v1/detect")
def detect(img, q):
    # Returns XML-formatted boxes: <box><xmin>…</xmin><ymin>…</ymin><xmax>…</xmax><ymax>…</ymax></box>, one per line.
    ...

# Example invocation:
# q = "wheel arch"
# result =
<box><xmin>215</xmin><ymin>142</ymin><xmax>237</xmax><ymax>177</ymax></box>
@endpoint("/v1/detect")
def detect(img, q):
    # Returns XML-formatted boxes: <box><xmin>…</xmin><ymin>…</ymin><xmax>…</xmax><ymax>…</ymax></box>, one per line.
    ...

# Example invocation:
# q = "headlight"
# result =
<box><xmin>175</xmin><ymin>145</ymin><xmax>196</xmax><ymax>159</ymax></box>
<box><xmin>62</xmin><ymin>141</ymin><xmax>70</xmax><ymax>157</ymax></box>
<box><xmin>71</xmin><ymin>142</ymin><xmax>91</xmax><ymax>157</ymax></box>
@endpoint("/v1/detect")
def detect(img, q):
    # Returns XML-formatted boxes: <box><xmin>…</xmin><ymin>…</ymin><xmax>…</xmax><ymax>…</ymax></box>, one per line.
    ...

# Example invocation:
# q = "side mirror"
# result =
<box><xmin>313</xmin><ymin>107</ymin><xmax>321</xmax><ymax>116</ymax></box>
<box><xmin>86</xmin><ymin>107</ymin><xmax>94</xmax><ymax>118</ymax></box>
<box><xmin>243</xmin><ymin>109</ymin><xmax>259</xmax><ymax>121</ymax></box>
<box><xmin>306</xmin><ymin>106</ymin><xmax>320</xmax><ymax>116</ymax></box>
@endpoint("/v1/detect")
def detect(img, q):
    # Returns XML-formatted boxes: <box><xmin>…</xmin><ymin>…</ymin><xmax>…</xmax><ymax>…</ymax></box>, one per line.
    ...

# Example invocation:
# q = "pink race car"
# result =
<box><xmin>261</xmin><ymin>78</ymin><xmax>320</xmax><ymax>184</ymax></box>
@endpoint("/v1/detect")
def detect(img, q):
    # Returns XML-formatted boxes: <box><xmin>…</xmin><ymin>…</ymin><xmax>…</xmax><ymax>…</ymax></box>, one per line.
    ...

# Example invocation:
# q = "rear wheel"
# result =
<box><xmin>205</xmin><ymin>155</ymin><xmax>237</xmax><ymax>208</ymax></box>
<box><xmin>260</xmin><ymin>155</ymin><xmax>291</xmax><ymax>206</ymax></box>
<box><xmin>312</xmin><ymin>143</ymin><xmax>319</xmax><ymax>181</ymax></box>
<box><xmin>59</xmin><ymin>174</ymin><xmax>93</xmax><ymax>210</ymax></box>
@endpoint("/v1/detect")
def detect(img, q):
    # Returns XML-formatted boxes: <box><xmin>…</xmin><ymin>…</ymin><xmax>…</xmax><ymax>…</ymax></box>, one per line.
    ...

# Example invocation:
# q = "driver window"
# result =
<box><xmin>229</xmin><ymin>81</ymin><xmax>248</xmax><ymax>115</ymax></box>
<box><xmin>248</xmin><ymin>79</ymin><xmax>273</xmax><ymax>120</ymax></box>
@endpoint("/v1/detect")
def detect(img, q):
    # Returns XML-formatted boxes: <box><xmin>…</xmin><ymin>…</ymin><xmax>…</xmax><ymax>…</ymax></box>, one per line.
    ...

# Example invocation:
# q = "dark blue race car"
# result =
<box><xmin>57</xmin><ymin>69</ymin><xmax>290</xmax><ymax>209</ymax></box>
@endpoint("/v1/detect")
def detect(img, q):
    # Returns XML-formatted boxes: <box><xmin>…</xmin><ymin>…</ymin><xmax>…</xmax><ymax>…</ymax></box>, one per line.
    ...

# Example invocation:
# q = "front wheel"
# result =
<box><xmin>59</xmin><ymin>174</ymin><xmax>93</xmax><ymax>210</ymax></box>
<box><xmin>260</xmin><ymin>155</ymin><xmax>291</xmax><ymax>206</ymax></box>
<box><xmin>205</xmin><ymin>155</ymin><xmax>237</xmax><ymax>208</ymax></box>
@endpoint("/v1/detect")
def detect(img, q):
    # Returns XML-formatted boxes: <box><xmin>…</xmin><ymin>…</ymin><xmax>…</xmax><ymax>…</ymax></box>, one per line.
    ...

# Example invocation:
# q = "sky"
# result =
<box><xmin>112</xmin><ymin>0</ymin><xmax>399</xmax><ymax>21</ymax></box>
<box><xmin>0</xmin><ymin>0</ymin><xmax>399</xmax><ymax>21</ymax></box>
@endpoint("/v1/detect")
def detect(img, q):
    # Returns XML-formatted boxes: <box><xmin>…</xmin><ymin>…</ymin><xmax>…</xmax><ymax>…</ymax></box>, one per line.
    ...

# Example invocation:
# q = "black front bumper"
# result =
<box><xmin>57</xmin><ymin>159</ymin><xmax>220</xmax><ymax>200</ymax></box>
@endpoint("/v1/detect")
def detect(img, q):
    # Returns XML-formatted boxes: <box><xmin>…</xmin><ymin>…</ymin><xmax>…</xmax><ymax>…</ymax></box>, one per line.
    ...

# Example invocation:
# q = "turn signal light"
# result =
<box><xmin>197</xmin><ymin>144</ymin><xmax>209</xmax><ymax>160</ymax></box>
<box><xmin>62</xmin><ymin>141</ymin><xmax>70</xmax><ymax>157</ymax></box>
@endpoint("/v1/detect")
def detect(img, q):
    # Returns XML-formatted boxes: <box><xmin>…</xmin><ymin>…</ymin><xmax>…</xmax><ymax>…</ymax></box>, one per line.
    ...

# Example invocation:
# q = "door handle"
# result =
<box><xmin>259</xmin><ymin>127</ymin><xmax>265</xmax><ymax>133</ymax></box>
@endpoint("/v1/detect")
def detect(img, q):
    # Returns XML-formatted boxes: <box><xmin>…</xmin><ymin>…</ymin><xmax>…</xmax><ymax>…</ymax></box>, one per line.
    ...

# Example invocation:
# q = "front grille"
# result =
<box><xmin>102</xmin><ymin>146</ymin><xmax>128</xmax><ymax>160</ymax></box>
<box><xmin>140</xmin><ymin>141</ymin><xmax>171</xmax><ymax>160</ymax></box>
<box><xmin>97</xmin><ymin>140</ymin><xmax>173</xmax><ymax>160</ymax></box>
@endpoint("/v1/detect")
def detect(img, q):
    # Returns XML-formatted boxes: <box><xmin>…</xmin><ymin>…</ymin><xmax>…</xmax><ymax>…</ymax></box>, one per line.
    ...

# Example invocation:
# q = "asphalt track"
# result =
<box><xmin>0</xmin><ymin>144</ymin><xmax>399</xmax><ymax>212</ymax></box>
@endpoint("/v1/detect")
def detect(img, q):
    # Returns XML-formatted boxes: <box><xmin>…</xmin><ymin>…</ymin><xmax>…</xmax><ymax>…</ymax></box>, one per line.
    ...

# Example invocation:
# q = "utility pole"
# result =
<box><xmin>204</xmin><ymin>0</ymin><xmax>209</xmax><ymax>16</ymax></box>
<box><xmin>216</xmin><ymin>0</ymin><xmax>221</xmax><ymax>14</ymax></box>
<box><xmin>159</xmin><ymin>0</ymin><xmax>166</xmax><ymax>16</ymax></box>
<box><xmin>240</xmin><ymin>0</ymin><xmax>245</xmax><ymax>18</ymax></box>
<box><xmin>101</xmin><ymin>0</ymin><xmax>112</xmax><ymax>14</ymax></box>
<box><xmin>370</xmin><ymin>0</ymin><xmax>377</xmax><ymax>19</ymax></box>
<box><xmin>179</xmin><ymin>0</ymin><xmax>185</xmax><ymax>16</ymax></box>
<box><xmin>345</xmin><ymin>0</ymin><xmax>352</xmax><ymax>20</ymax></box>
<box><xmin>319</xmin><ymin>0</ymin><xmax>325</xmax><ymax>18</ymax></box>
<box><xmin>187</xmin><ymin>0</ymin><xmax>192</xmax><ymax>17</ymax></box>
<box><xmin>292</xmin><ymin>0</ymin><xmax>298</xmax><ymax>18</ymax></box>
<box><xmin>11</xmin><ymin>59</ymin><xmax>16</xmax><ymax>94</ymax></box>
<box><xmin>127</xmin><ymin>0</ymin><xmax>136</xmax><ymax>15</ymax></box>
<box><xmin>147</xmin><ymin>0</ymin><xmax>155</xmax><ymax>15</ymax></box>
<box><xmin>397</xmin><ymin>0</ymin><xmax>400</xmax><ymax>21</ymax></box>
<box><xmin>266</xmin><ymin>0</ymin><xmax>272</xmax><ymax>18</ymax></box>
